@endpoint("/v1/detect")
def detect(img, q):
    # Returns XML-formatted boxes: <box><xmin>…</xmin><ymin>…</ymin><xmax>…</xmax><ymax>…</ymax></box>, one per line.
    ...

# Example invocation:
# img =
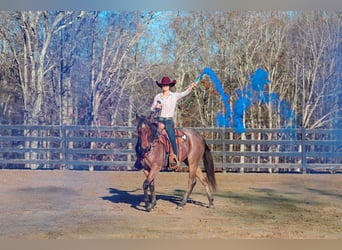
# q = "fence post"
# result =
<box><xmin>221</xmin><ymin>127</ymin><xmax>226</xmax><ymax>172</ymax></box>
<box><xmin>301</xmin><ymin>127</ymin><xmax>307</xmax><ymax>174</ymax></box>
<box><xmin>61</xmin><ymin>125</ymin><xmax>67</xmax><ymax>170</ymax></box>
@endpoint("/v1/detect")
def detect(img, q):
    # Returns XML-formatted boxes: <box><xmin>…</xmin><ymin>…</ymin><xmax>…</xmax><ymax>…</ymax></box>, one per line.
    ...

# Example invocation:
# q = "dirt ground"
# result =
<box><xmin>0</xmin><ymin>170</ymin><xmax>341</xmax><ymax>239</ymax></box>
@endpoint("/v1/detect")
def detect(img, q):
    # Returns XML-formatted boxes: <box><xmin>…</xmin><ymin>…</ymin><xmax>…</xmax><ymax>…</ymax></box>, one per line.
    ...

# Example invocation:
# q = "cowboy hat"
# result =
<box><xmin>156</xmin><ymin>76</ymin><xmax>176</xmax><ymax>88</ymax></box>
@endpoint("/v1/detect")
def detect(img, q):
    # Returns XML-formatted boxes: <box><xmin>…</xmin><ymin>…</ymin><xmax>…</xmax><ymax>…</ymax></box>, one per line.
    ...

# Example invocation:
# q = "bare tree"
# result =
<box><xmin>0</xmin><ymin>11</ymin><xmax>84</xmax><ymax>168</ymax></box>
<box><xmin>87</xmin><ymin>11</ymin><xmax>154</xmax><ymax>127</ymax></box>
<box><xmin>288</xmin><ymin>12</ymin><xmax>341</xmax><ymax>129</ymax></box>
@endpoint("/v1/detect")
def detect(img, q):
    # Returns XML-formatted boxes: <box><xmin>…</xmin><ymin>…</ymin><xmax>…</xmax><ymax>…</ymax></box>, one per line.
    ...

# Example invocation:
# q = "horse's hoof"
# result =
<box><xmin>208</xmin><ymin>204</ymin><xmax>214</xmax><ymax>209</ymax></box>
<box><xmin>145</xmin><ymin>203</ymin><xmax>157</xmax><ymax>212</ymax></box>
<box><xmin>176</xmin><ymin>205</ymin><xmax>184</xmax><ymax>210</ymax></box>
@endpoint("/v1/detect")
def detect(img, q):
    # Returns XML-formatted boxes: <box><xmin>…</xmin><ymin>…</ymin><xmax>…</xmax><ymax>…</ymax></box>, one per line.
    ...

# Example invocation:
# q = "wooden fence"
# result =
<box><xmin>0</xmin><ymin>125</ymin><xmax>341</xmax><ymax>173</ymax></box>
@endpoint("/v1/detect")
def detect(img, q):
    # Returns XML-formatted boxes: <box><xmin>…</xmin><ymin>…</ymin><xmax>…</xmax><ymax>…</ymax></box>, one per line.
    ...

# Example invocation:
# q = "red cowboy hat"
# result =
<box><xmin>156</xmin><ymin>76</ymin><xmax>176</xmax><ymax>88</ymax></box>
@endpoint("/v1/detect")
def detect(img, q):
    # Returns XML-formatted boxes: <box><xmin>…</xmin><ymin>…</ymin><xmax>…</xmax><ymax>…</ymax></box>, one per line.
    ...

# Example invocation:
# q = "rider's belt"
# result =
<box><xmin>158</xmin><ymin>117</ymin><xmax>173</xmax><ymax>121</ymax></box>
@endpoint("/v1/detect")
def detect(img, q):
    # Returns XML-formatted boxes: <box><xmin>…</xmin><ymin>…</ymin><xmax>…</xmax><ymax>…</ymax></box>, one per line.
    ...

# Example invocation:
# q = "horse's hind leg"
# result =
<box><xmin>196</xmin><ymin>167</ymin><xmax>214</xmax><ymax>208</ymax></box>
<box><xmin>177</xmin><ymin>171</ymin><xmax>197</xmax><ymax>209</ymax></box>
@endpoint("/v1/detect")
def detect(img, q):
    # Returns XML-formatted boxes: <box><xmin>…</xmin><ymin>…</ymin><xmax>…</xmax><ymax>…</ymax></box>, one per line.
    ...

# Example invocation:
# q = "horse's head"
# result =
<box><xmin>136</xmin><ymin>114</ymin><xmax>158</xmax><ymax>156</ymax></box>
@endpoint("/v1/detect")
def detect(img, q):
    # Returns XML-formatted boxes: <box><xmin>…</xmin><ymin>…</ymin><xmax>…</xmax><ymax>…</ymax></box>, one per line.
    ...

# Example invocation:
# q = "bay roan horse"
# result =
<box><xmin>135</xmin><ymin>114</ymin><xmax>217</xmax><ymax>212</ymax></box>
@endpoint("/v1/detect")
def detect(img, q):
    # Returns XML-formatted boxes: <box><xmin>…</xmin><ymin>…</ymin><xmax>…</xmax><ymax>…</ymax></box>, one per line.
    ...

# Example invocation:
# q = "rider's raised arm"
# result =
<box><xmin>175</xmin><ymin>82</ymin><xmax>196</xmax><ymax>102</ymax></box>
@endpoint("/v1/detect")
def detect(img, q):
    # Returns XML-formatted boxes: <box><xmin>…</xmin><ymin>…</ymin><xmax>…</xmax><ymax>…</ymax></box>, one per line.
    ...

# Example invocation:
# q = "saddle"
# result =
<box><xmin>158</xmin><ymin>128</ymin><xmax>187</xmax><ymax>170</ymax></box>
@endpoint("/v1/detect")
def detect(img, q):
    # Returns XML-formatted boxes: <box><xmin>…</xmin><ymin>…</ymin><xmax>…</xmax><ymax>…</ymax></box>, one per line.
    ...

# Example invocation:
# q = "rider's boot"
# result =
<box><xmin>170</xmin><ymin>154</ymin><xmax>179</xmax><ymax>171</ymax></box>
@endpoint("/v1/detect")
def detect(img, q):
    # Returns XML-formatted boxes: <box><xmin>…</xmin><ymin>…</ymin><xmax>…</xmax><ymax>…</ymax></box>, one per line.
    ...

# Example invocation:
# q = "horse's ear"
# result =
<box><xmin>136</xmin><ymin>113</ymin><xmax>145</xmax><ymax>120</ymax></box>
<box><xmin>135</xmin><ymin>113</ymin><xmax>147</xmax><ymax>123</ymax></box>
<box><xmin>135</xmin><ymin>113</ymin><xmax>146</xmax><ymax>124</ymax></box>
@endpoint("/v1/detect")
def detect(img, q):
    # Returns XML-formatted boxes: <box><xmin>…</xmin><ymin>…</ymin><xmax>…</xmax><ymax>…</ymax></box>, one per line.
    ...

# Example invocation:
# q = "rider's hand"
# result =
<box><xmin>189</xmin><ymin>82</ymin><xmax>196</xmax><ymax>91</ymax></box>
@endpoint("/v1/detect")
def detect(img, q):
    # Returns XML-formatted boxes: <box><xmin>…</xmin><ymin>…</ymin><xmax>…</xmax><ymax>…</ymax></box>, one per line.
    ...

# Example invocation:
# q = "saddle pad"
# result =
<box><xmin>175</xmin><ymin>129</ymin><xmax>187</xmax><ymax>143</ymax></box>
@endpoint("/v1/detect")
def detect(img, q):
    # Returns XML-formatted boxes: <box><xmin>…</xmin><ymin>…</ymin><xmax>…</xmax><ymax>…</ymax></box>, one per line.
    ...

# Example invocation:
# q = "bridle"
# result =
<box><xmin>137</xmin><ymin>120</ymin><xmax>153</xmax><ymax>157</ymax></box>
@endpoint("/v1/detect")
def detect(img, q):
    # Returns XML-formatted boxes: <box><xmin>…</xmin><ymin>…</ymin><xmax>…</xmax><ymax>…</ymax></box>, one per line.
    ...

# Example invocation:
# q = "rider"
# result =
<box><xmin>151</xmin><ymin>76</ymin><xmax>196</xmax><ymax>167</ymax></box>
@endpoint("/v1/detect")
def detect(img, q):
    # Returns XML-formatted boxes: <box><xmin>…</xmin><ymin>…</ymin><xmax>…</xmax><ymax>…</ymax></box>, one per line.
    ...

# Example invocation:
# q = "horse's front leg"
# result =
<box><xmin>142</xmin><ymin>169</ymin><xmax>151</xmax><ymax>211</ymax></box>
<box><xmin>149</xmin><ymin>180</ymin><xmax>157</xmax><ymax>209</ymax></box>
<box><xmin>143</xmin><ymin>179</ymin><xmax>152</xmax><ymax>211</ymax></box>
<box><xmin>142</xmin><ymin>168</ymin><xmax>158</xmax><ymax>212</ymax></box>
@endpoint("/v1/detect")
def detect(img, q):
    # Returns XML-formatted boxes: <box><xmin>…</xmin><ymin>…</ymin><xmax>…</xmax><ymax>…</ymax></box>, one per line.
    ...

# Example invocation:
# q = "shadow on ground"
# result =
<box><xmin>102</xmin><ymin>187</ymin><xmax>182</xmax><ymax>211</ymax></box>
<box><xmin>102</xmin><ymin>187</ymin><xmax>209</xmax><ymax>211</ymax></box>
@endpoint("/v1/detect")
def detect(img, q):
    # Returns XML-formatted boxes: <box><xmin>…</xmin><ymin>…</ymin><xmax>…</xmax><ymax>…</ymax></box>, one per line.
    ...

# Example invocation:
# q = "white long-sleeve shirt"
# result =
<box><xmin>151</xmin><ymin>89</ymin><xmax>192</xmax><ymax>118</ymax></box>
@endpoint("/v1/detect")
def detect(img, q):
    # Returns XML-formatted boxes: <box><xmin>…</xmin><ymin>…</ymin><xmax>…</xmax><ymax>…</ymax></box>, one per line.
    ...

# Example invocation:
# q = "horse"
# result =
<box><xmin>134</xmin><ymin>114</ymin><xmax>217</xmax><ymax>212</ymax></box>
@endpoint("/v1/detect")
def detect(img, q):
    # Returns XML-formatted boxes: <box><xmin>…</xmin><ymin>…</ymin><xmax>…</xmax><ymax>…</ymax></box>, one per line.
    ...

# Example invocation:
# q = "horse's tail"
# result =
<box><xmin>203</xmin><ymin>140</ymin><xmax>217</xmax><ymax>192</ymax></box>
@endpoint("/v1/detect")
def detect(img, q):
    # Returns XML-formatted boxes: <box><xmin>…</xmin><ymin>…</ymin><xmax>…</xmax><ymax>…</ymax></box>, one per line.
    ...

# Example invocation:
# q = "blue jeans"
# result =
<box><xmin>159</xmin><ymin>118</ymin><xmax>177</xmax><ymax>156</ymax></box>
